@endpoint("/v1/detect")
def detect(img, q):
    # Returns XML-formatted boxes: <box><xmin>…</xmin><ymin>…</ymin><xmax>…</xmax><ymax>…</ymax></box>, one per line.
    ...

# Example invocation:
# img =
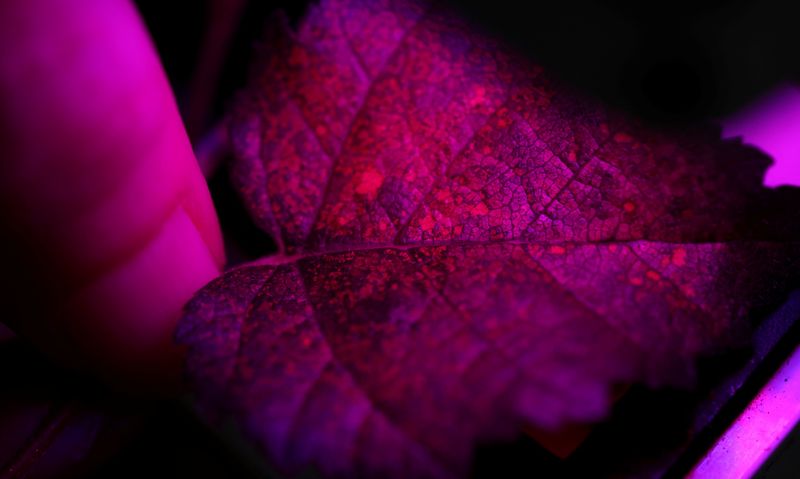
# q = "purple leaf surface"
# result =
<box><xmin>177</xmin><ymin>1</ymin><xmax>800</xmax><ymax>477</ymax></box>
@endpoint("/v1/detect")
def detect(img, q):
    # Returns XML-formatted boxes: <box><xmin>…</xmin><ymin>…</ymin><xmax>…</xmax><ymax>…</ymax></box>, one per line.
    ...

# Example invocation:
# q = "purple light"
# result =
<box><xmin>689</xmin><ymin>341</ymin><xmax>800</xmax><ymax>478</ymax></box>
<box><xmin>723</xmin><ymin>85</ymin><xmax>800</xmax><ymax>188</ymax></box>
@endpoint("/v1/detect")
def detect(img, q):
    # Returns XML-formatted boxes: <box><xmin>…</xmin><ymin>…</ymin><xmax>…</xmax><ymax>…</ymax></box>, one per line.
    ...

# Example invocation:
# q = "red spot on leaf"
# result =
<box><xmin>672</xmin><ymin>247</ymin><xmax>687</xmax><ymax>266</ymax></box>
<box><xmin>646</xmin><ymin>270</ymin><xmax>661</xmax><ymax>282</ymax></box>
<box><xmin>470</xmin><ymin>202</ymin><xmax>489</xmax><ymax>215</ymax></box>
<box><xmin>355</xmin><ymin>168</ymin><xmax>384</xmax><ymax>197</ymax></box>
<box><xmin>614</xmin><ymin>132</ymin><xmax>633</xmax><ymax>143</ymax></box>
<box><xmin>420</xmin><ymin>215</ymin><xmax>436</xmax><ymax>231</ymax></box>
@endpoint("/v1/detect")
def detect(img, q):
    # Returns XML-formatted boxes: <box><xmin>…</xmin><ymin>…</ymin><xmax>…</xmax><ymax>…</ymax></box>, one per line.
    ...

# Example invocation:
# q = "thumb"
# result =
<box><xmin>0</xmin><ymin>0</ymin><xmax>225</xmax><ymax>387</ymax></box>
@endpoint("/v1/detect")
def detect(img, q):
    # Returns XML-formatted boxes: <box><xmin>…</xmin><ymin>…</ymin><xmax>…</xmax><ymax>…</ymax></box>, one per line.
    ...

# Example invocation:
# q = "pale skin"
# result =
<box><xmin>0</xmin><ymin>0</ymin><xmax>225</xmax><ymax>390</ymax></box>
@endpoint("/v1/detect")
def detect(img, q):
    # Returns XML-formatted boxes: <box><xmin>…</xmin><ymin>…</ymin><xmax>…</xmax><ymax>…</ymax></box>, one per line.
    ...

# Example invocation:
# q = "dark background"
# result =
<box><xmin>138</xmin><ymin>0</ymin><xmax>800</xmax><ymax>133</ymax></box>
<box><xmin>455</xmin><ymin>0</ymin><xmax>800</xmax><ymax>123</ymax></box>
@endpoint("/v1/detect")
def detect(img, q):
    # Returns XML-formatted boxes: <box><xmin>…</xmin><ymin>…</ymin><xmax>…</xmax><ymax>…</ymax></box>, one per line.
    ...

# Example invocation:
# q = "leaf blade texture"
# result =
<box><xmin>178</xmin><ymin>1</ymin><xmax>800</xmax><ymax>477</ymax></box>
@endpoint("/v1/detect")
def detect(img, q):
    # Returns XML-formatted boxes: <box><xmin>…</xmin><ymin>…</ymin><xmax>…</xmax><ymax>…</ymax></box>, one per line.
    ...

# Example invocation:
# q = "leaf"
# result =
<box><xmin>177</xmin><ymin>0</ymin><xmax>800</xmax><ymax>477</ymax></box>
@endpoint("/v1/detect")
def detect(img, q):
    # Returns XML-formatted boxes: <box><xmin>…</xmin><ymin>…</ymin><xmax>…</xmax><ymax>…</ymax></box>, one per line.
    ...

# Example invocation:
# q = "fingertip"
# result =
<box><xmin>184</xmin><ymin>164</ymin><xmax>227</xmax><ymax>270</ymax></box>
<box><xmin>63</xmin><ymin>206</ymin><xmax>220</xmax><ymax>390</ymax></box>
<box><xmin>0</xmin><ymin>0</ymin><xmax>225</xmax><ymax>388</ymax></box>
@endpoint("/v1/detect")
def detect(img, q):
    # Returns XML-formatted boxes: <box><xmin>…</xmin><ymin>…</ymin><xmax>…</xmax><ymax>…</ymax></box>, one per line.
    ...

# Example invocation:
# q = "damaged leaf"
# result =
<box><xmin>177</xmin><ymin>0</ymin><xmax>800</xmax><ymax>477</ymax></box>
